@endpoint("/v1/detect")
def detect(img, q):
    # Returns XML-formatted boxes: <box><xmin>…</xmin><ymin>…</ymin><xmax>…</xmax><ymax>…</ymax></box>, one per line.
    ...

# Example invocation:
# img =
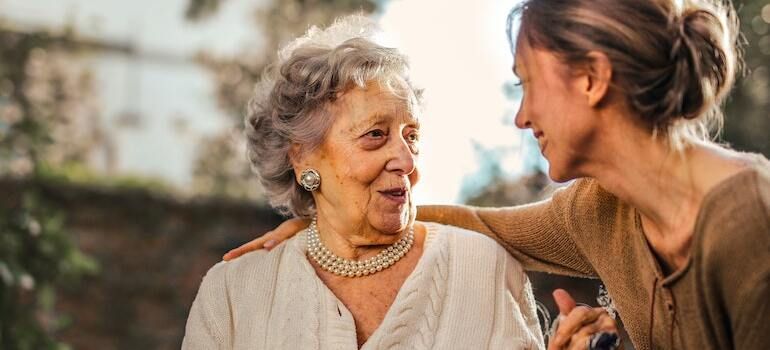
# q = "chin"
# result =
<box><xmin>369</xmin><ymin>210</ymin><xmax>411</xmax><ymax>235</ymax></box>
<box><xmin>547</xmin><ymin>163</ymin><xmax>576</xmax><ymax>183</ymax></box>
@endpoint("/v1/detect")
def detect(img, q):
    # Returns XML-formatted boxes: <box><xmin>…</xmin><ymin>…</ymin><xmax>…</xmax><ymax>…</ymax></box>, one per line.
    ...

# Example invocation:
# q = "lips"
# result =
<box><xmin>533</xmin><ymin>131</ymin><xmax>546</xmax><ymax>153</ymax></box>
<box><xmin>379</xmin><ymin>187</ymin><xmax>408</xmax><ymax>204</ymax></box>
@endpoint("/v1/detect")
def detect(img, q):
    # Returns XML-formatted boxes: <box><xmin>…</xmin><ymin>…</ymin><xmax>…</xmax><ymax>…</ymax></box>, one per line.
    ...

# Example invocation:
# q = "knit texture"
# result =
<box><xmin>182</xmin><ymin>222</ymin><xmax>545</xmax><ymax>349</ymax></box>
<box><xmin>417</xmin><ymin>154</ymin><xmax>770</xmax><ymax>350</ymax></box>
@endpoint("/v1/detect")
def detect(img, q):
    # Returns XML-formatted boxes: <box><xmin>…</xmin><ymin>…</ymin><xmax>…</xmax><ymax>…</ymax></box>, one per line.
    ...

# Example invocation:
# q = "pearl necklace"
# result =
<box><xmin>305</xmin><ymin>216</ymin><xmax>415</xmax><ymax>278</ymax></box>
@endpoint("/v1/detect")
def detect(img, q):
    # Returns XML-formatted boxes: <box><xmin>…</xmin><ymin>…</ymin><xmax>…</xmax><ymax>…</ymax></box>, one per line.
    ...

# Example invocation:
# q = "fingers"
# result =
<box><xmin>553</xmin><ymin>289</ymin><xmax>577</xmax><ymax>316</ymax></box>
<box><xmin>566</xmin><ymin>313</ymin><xmax>618</xmax><ymax>350</ymax></box>
<box><xmin>595</xmin><ymin>313</ymin><xmax>618</xmax><ymax>333</ymax></box>
<box><xmin>548</xmin><ymin>289</ymin><xmax>620</xmax><ymax>350</ymax></box>
<box><xmin>222</xmin><ymin>236</ymin><xmax>269</xmax><ymax>261</ymax></box>
<box><xmin>222</xmin><ymin>218</ymin><xmax>310</xmax><ymax>261</ymax></box>
<box><xmin>549</xmin><ymin>306</ymin><xmax>607</xmax><ymax>349</ymax></box>
<box><xmin>565</xmin><ymin>323</ymin><xmax>600</xmax><ymax>350</ymax></box>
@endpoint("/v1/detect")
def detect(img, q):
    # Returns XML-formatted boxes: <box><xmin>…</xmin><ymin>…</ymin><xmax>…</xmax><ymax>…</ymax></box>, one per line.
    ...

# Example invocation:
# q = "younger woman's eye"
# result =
<box><xmin>513</xmin><ymin>79</ymin><xmax>523</xmax><ymax>86</ymax></box>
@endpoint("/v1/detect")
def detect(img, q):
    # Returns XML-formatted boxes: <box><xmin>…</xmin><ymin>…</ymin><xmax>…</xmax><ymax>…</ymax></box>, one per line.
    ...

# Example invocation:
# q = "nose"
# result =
<box><xmin>385</xmin><ymin>137</ymin><xmax>417</xmax><ymax>176</ymax></box>
<box><xmin>514</xmin><ymin>102</ymin><xmax>531</xmax><ymax>130</ymax></box>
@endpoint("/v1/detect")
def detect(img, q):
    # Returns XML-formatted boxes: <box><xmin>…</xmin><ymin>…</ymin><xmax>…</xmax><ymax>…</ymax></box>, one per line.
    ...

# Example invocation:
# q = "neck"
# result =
<box><xmin>314</xmin><ymin>214</ymin><xmax>407</xmax><ymax>261</ymax></box>
<box><xmin>582</xmin><ymin>120</ymin><xmax>746</xmax><ymax>271</ymax></box>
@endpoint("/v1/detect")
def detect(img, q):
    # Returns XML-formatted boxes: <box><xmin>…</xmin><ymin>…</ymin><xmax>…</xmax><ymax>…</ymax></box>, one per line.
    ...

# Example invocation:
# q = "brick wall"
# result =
<box><xmin>1</xmin><ymin>179</ymin><xmax>283</xmax><ymax>349</ymax></box>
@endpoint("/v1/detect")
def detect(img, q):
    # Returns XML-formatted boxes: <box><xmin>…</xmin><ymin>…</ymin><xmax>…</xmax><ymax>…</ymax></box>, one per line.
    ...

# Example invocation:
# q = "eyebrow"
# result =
<box><xmin>353</xmin><ymin>112</ymin><xmax>420</xmax><ymax>132</ymax></box>
<box><xmin>356</xmin><ymin>113</ymin><xmax>388</xmax><ymax>128</ymax></box>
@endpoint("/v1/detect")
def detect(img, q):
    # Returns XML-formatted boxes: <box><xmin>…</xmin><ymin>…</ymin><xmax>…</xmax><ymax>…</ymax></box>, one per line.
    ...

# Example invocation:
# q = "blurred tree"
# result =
<box><xmin>0</xmin><ymin>27</ymin><xmax>105</xmax><ymax>176</ymax></box>
<box><xmin>192</xmin><ymin>130</ymin><xmax>264</xmax><ymax>200</ymax></box>
<box><xmin>187</xmin><ymin>0</ymin><xmax>377</xmax><ymax>200</ymax></box>
<box><xmin>464</xmin><ymin>169</ymin><xmax>553</xmax><ymax>207</ymax></box>
<box><xmin>185</xmin><ymin>0</ymin><xmax>224</xmax><ymax>21</ymax></box>
<box><xmin>723</xmin><ymin>0</ymin><xmax>770</xmax><ymax>157</ymax></box>
<box><xmin>0</xmin><ymin>25</ymin><xmax>101</xmax><ymax>349</ymax></box>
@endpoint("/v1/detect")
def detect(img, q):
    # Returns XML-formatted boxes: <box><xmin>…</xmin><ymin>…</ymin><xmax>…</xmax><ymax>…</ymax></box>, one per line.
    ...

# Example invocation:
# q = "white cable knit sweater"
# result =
<box><xmin>182</xmin><ymin>222</ymin><xmax>544</xmax><ymax>349</ymax></box>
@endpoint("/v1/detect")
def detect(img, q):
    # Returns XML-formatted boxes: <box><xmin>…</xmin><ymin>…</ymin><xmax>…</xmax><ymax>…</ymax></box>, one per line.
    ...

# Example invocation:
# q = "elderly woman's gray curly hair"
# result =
<box><xmin>245</xmin><ymin>15</ymin><xmax>423</xmax><ymax>218</ymax></box>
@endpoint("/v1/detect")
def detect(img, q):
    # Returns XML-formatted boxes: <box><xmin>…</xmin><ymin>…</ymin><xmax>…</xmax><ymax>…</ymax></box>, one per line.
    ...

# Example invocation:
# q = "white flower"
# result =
<box><xmin>19</xmin><ymin>273</ymin><xmax>35</xmax><ymax>291</ymax></box>
<box><xmin>28</xmin><ymin>218</ymin><xmax>41</xmax><ymax>237</ymax></box>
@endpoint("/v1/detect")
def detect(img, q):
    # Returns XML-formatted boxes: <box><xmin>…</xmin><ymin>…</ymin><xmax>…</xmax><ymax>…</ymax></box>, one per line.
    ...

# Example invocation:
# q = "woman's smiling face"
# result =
<box><xmin>513</xmin><ymin>37</ymin><xmax>603</xmax><ymax>182</ymax></box>
<box><xmin>297</xmin><ymin>80</ymin><xmax>421</xmax><ymax>237</ymax></box>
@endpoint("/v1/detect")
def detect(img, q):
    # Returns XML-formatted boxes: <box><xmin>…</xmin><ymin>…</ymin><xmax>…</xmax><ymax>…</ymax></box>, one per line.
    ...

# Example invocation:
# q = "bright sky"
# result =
<box><xmin>2</xmin><ymin>0</ymin><xmax>534</xmax><ymax>204</ymax></box>
<box><xmin>379</xmin><ymin>0</ymin><xmax>527</xmax><ymax>204</ymax></box>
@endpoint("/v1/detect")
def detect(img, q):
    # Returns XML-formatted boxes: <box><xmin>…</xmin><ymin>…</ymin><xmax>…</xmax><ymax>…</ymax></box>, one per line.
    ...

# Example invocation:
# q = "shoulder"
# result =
<box><xmin>692</xmin><ymin>158</ymin><xmax>770</xmax><ymax>333</ymax></box>
<box><xmin>568</xmin><ymin>178</ymin><xmax>625</xmax><ymax>215</ymax></box>
<box><xmin>698</xmin><ymin>158</ymin><xmax>770</xmax><ymax>245</ymax></box>
<box><xmin>751</xmin><ymin>156</ymin><xmax>770</xmax><ymax>219</ymax></box>
<box><xmin>720</xmin><ymin>153</ymin><xmax>770</xmax><ymax>220</ymax></box>
<box><xmin>198</xmin><ymin>235</ymin><xmax>299</xmax><ymax>298</ymax></box>
<box><xmin>184</xmin><ymin>237</ymin><xmax>301</xmax><ymax>348</ymax></box>
<box><xmin>550</xmin><ymin>178</ymin><xmax>630</xmax><ymax>242</ymax></box>
<box><xmin>542</xmin><ymin>179</ymin><xmax>626</xmax><ymax>225</ymax></box>
<box><xmin>695</xmin><ymin>158</ymin><xmax>770</xmax><ymax>281</ymax></box>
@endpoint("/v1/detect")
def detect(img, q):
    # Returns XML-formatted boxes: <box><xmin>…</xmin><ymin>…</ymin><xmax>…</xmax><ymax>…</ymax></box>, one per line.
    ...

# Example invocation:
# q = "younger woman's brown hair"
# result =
<box><xmin>508</xmin><ymin>0</ymin><xmax>741</xmax><ymax>149</ymax></box>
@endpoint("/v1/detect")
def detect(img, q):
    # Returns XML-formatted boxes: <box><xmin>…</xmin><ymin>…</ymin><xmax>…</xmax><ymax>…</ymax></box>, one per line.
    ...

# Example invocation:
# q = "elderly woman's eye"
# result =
<box><xmin>407</xmin><ymin>131</ymin><xmax>420</xmax><ymax>143</ymax></box>
<box><xmin>365</xmin><ymin>129</ymin><xmax>386</xmax><ymax>138</ymax></box>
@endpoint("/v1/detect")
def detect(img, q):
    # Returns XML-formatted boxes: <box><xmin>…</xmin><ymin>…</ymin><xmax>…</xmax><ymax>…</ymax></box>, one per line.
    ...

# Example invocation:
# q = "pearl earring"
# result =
<box><xmin>299</xmin><ymin>169</ymin><xmax>321</xmax><ymax>191</ymax></box>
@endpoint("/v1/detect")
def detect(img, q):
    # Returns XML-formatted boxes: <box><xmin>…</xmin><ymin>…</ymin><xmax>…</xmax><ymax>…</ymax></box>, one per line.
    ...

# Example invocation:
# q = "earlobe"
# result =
<box><xmin>585</xmin><ymin>51</ymin><xmax>612</xmax><ymax>107</ymax></box>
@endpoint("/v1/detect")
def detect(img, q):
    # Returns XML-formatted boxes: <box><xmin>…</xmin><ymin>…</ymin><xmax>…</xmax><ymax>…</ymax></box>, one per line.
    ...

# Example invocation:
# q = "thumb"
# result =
<box><xmin>553</xmin><ymin>288</ymin><xmax>576</xmax><ymax>316</ymax></box>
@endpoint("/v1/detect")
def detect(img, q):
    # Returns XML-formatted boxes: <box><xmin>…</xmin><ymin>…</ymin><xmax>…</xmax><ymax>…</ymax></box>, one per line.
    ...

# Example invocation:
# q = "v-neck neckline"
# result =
<box><xmin>633</xmin><ymin>163</ymin><xmax>761</xmax><ymax>286</ymax></box>
<box><xmin>290</xmin><ymin>223</ymin><xmax>442</xmax><ymax>349</ymax></box>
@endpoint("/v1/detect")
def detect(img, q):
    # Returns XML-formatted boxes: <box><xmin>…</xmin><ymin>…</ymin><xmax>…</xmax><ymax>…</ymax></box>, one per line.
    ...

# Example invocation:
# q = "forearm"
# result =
<box><xmin>417</xmin><ymin>185</ymin><xmax>596</xmax><ymax>277</ymax></box>
<box><xmin>417</xmin><ymin>204</ymin><xmax>499</xmax><ymax>237</ymax></box>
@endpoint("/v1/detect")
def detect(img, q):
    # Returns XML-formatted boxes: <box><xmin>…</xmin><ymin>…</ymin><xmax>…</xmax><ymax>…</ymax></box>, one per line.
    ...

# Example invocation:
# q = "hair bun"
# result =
<box><xmin>660</xmin><ymin>5</ymin><xmax>736</xmax><ymax>125</ymax></box>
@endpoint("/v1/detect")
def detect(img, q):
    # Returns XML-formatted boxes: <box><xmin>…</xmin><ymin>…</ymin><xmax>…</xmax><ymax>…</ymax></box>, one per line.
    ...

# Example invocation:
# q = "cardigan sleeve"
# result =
<box><xmin>182</xmin><ymin>262</ymin><xmax>233</xmax><ymax>350</ymax></box>
<box><xmin>417</xmin><ymin>180</ymin><xmax>597</xmax><ymax>277</ymax></box>
<box><xmin>504</xmin><ymin>249</ymin><xmax>546</xmax><ymax>350</ymax></box>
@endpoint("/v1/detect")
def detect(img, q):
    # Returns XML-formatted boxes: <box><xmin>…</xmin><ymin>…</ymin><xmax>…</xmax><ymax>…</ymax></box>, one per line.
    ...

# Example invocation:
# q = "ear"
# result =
<box><xmin>582</xmin><ymin>51</ymin><xmax>612</xmax><ymax>108</ymax></box>
<box><xmin>288</xmin><ymin>143</ymin><xmax>305</xmax><ymax>169</ymax></box>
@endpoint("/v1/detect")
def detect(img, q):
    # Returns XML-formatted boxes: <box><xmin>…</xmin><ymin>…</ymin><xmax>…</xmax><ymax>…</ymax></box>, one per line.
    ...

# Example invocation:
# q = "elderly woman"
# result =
<box><xmin>182</xmin><ymin>16</ymin><xmax>543</xmax><ymax>349</ymax></box>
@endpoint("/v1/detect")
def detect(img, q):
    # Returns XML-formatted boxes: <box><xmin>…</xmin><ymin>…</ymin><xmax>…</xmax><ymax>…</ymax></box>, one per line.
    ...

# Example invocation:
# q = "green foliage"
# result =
<box><xmin>36</xmin><ymin>162</ymin><xmax>177</xmax><ymax>195</ymax></box>
<box><xmin>723</xmin><ymin>0</ymin><xmax>770</xmax><ymax>156</ymax></box>
<box><xmin>0</xmin><ymin>188</ymin><xmax>99</xmax><ymax>350</ymax></box>
<box><xmin>0</xmin><ymin>25</ymin><xmax>101</xmax><ymax>349</ymax></box>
